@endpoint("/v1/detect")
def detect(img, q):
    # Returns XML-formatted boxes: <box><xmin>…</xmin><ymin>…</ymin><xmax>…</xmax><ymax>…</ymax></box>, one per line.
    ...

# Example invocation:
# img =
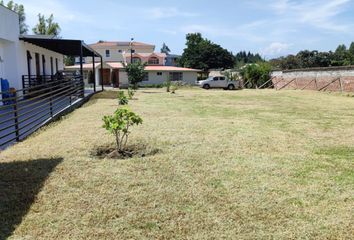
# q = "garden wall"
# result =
<box><xmin>272</xmin><ymin>66</ymin><xmax>354</xmax><ymax>92</ymax></box>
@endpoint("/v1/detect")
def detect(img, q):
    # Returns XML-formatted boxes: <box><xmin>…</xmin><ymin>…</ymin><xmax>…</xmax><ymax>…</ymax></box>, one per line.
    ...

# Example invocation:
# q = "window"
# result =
<box><xmin>213</xmin><ymin>77</ymin><xmax>219</xmax><ymax>81</ymax></box>
<box><xmin>157</xmin><ymin>72</ymin><xmax>162</xmax><ymax>76</ymax></box>
<box><xmin>132</xmin><ymin>57</ymin><xmax>141</xmax><ymax>64</ymax></box>
<box><xmin>131</xmin><ymin>49</ymin><xmax>135</xmax><ymax>53</ymax></box>
<box><xmin>148</xmin><ymin>57</ymin><xmax>159</xmax><ymax>65</ymax></box>
<box><xmin>105</xmin><ymin>50</ymin><xmax>110</xmax><ymax>57</ymax></box>
<box><xmin>220</xmin><ymin>77</ymin><xmax>225</xmax><ymax>80</ymax></box>
<box><xmin>169</xmin><ymin>72</ymin><xmax>183</xmax><ymax>81</ymax></box>
<box><xmin>42</xmin><ymin>55</ymin><xmax>46</xmax><ymax>75</ymax></box>
<box><xmin>143</xmin><ymin>72</ymin><xmax>149</xmax><ymax>81</ymax></box>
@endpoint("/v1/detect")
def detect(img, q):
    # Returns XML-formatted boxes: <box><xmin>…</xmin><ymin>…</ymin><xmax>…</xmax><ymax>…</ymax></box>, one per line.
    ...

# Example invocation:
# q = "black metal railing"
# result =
<box><xmin>0</xmin><ymin>75</ymin><xmax>84</xmax><ymax>148</ymax></box>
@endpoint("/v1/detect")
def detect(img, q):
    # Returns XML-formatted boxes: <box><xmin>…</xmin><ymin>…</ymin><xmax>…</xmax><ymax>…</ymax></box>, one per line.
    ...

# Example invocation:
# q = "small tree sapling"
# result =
<box><xmin>102</xmin><ymin>108</ymin><xmax>143</xmax><ymax>153</ymax></box>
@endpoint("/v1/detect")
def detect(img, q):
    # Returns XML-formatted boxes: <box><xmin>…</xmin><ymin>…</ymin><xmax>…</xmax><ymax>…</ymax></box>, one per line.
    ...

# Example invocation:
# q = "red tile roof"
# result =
<box><xmin>65</xmin><ymin>63</ymin><xmax>200</xmax><ymax>72</ymax></box>
<box><xmin>145</xmin><ymin>66</ymin><xmax>201</xmax><ymax>72</ymax></box>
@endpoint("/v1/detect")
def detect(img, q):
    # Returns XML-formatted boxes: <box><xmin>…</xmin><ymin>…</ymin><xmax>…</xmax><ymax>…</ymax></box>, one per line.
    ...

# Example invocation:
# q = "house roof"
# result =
<box><xmin>123</xmin><ymin>52</ymin><xmax>167</xmax><ymax>58</ymax></box>
<box><xmin>145</xmin><ymin>66</ymin><xmax>201</xmax><ymax>72</ymax></box>
<box><xmin>20</xmin><ymin>35</ymin><xmax>101</xmax><ymax>57</ymax></box>
<box><xmin>90</xmin><ymin>41</ymin><xmax>155</xmax><ymax>48</ymax></box>
<box><xmin>65</xmin><ymin>63</ymin><xmax>200</xmax><ymax>72</ymax></box>
<box><xmin>107</xmin><ymin>62</ymin><xmax>124</xmax><ymax>69</ymax></box>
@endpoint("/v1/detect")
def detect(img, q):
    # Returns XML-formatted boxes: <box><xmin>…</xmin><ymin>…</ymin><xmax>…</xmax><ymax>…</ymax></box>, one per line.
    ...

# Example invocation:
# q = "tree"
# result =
<box><xmin>179</xmin><ymin>33</ymin><xmax>235</xmax><ymax>71</ymax></box>
<box><xmin>235</xmin><ymin>51</ymin><xmax>263</xmax><ymax>68</ymax></box>
<box><xmin>161</xmin><ymin>43</ymin><xmax>171</xmax><ymax>55</ymax></box>
<box><xmin>64</xmin><ymin>56</ymin><xmax>75</xmax><ymax>66</ymax></box>
<box><xmin>32</xmin><ymin>14</ymin><xmax>61</xmax><ymax>37</ymax></box>
<box><xmin>1</xmin><ymin>0</ymin><xmax>28</xmax><ymax>34</ymax></box>
<box><xmin>125</xmin><ymin>62</ymin><xmax>146</xmax><ymax>89</ymax></box>
<box><xmin>240</xmin><ymin>62</ymin><xmax>272</xmax><ymax>88</ymax></box>
<box><xmin>349</xmin><ymin>42</ymin><xmax>354</xmax><ymax>64</ymax></box>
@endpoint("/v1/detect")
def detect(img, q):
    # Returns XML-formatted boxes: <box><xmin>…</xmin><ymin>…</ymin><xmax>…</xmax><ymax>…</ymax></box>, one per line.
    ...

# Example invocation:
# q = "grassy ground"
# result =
<box><xmin>0</xmin><ymin>88</ymin><xmax>353</xmax><ymax>239</ymax></box>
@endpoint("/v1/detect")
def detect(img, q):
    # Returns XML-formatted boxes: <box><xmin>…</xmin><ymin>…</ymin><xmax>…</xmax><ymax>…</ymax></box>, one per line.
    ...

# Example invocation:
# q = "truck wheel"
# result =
<box><xmin>228</xmin><ymin>84</ymin><xmax>235</xmax><ymax>90</ymax></box>
<box><xmin>203</xmin><ymin>84</ymin><xmax>210</xmax><ymax>89</ymax></box>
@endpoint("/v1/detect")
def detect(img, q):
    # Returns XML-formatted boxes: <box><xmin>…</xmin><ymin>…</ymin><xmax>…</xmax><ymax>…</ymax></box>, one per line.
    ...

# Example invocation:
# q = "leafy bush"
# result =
<box><xmin>117</xmin><ymin>91</ymin><xmax>128</xmax><ymax>105</ymax></box>
<box><xmin>127</xmin><ymin>88</ymin><xmax>136</xmax><ymax>100</ymax></box>
<box><xmin>239</xmin><ymin>62</ymin><xmax>272</xmax><ymax>88</ymax></box>
<box><xmin>102</xmin><ymin>108</ymin><xmax>143</xmax><ymax>153</ymax></box>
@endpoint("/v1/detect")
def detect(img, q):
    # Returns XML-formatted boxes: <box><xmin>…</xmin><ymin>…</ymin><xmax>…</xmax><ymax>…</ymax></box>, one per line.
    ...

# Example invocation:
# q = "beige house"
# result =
<box><xmin>67</xmin><ymin>40</ymin><xmax>200</xmax><ymax>88</ymax></box>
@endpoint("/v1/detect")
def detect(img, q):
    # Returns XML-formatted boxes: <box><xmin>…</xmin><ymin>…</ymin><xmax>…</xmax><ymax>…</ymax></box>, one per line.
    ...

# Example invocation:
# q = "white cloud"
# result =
<box><xmin>271</xmin><ymin>0</ymin><xmax>352</xmax><ymax>32</ymax></box>
<box><xmin>262</xmin><ymin>42</ymin><xmax>291</xmax><ymax>56</ymax></box>
<box><xmin>179</xmin><ymin>23</ymin><xmax>267</xmax><ymax>43</ymax></box>
<box><xmin>144</xmin><ymin>7</ymin><xmax>198</xmax><ymax>19</ymax></box>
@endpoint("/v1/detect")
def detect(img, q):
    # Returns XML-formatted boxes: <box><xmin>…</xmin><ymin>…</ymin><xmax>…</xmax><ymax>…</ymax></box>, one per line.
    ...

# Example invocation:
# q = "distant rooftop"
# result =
<box><xmin>90</xmin><ymin>41</ymin><xmax>155</xmax><ymax>47</ymax></box>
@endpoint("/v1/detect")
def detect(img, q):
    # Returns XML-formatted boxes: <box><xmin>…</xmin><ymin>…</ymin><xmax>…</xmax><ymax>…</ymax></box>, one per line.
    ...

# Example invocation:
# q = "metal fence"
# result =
<box><xmin>0</xmin><ymin>75</ymin><xmax>85</xmax><ymax>148</ymax></box>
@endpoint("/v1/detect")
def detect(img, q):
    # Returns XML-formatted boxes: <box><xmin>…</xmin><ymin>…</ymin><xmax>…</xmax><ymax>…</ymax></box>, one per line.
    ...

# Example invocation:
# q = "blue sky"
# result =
<box><xmin>16</xmin><ymin>0</ymin><xmax>354</xmax><ymax>58</ymax></box>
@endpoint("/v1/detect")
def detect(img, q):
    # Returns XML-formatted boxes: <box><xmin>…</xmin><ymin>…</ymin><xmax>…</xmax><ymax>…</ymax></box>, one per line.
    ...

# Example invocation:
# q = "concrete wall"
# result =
<box><xmin>272</xmin><ymin>67</ymin><xmax>354</xmax><ymax>92</ymax></box>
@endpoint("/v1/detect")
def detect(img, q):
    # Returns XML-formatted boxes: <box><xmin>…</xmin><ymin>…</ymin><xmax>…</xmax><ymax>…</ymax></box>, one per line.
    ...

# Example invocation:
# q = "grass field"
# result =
<box><xmin>0</xmin><ymin>88</ymin><xmax>353</xmax><ymax>239</ymax></box>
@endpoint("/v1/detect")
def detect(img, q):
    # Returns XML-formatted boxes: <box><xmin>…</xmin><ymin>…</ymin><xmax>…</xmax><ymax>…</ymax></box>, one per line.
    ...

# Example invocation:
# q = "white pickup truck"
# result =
<box><xmin>197</xmin><ymin>76</ymin><xmax>241</xmax><ymax>90</ymax></box>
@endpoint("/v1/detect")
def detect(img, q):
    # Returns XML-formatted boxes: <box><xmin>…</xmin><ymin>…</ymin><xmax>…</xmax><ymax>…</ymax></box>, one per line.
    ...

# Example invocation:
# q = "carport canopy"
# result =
<box><xmin>19</xmin><ymin>35</ymin><xmax>101</xmax><ymax>57</ymax></box>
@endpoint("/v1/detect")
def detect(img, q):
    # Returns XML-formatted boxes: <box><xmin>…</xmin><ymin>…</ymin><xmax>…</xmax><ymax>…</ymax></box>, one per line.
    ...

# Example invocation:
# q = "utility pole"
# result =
<box><xmin>130</xmin><ymin>37</ymin><xmax>134</xmax><ymax>64</ymax></box>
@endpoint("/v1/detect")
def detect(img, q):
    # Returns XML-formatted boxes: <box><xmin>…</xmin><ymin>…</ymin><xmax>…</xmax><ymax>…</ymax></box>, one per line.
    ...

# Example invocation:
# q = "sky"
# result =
<box><xmin>14</xmin><ymin>0</ymin><xmax>354</xmax><ymax>59</ymax></box>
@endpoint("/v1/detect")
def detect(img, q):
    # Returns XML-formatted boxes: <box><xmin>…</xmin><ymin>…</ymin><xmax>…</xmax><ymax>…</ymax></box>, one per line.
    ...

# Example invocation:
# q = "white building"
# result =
<box><xmin>0</xmin><ymin>5</ymin><xmax>100</xmax><ymax>94</ymax></box>
<box><xmin>67</xmin><ymin>41</ymin><xmax>200</xmax><ymax>88</ymax></box>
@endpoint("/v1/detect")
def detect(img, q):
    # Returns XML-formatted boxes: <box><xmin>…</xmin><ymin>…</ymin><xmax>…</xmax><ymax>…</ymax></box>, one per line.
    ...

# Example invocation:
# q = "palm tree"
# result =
<box><xmin>32</xmin><ymin>14</ymin><xmax>61</xmax><ymax>37</ymax></box>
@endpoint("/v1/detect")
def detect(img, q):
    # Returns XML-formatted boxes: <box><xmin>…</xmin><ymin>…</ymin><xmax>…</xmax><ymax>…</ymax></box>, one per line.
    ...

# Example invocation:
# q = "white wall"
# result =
<box><xmin>139</xmin><ymin>71</ymin><xmax>198</xmax><ymax>86</ymax></box>
<box><xmin>0</xmin><ymin>5</ymin><xmax>20</xmax><ymax>91</ymax></box>
<box><xmin>182</xmin><ymin>72</ymin><xmax>198</xmax><ymax>85</ymax></box>
<box><xmin>0</xmin><ymin>5</ymin><xmax>19</xmax><ymax>42</ymax></box>
<box><xmin>119</xmin><ymin>70</ymin><xmax>129</xmax><ymax>88</ymax></box>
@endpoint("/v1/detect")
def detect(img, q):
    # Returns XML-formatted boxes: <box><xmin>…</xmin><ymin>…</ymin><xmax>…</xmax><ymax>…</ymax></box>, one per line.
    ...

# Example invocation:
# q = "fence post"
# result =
<box><xmin>13</xmin><ymin>92</ymin><xmax>20</xmax><ymax>142</ymax></box>
<box><xmin>49</xmin><ymin>83</ymin><xmax>53</xmax><ymax>117</ymax></box>
<box><xmin>339</xmin><ymin>77</ymin><xmax>343</xmax><ymax>93</ymax></box>
<box><xmin>294</xmin><ymin>77</ymin><xmax>298</xmax><ymax>90</ymax></box>
<box><xmin>315</xmin><ymin>74</ymin><xmax>318</xmax><ymax>90</ymax></box>
<box><xmin>69</xmin><ymin>82</ymin><xmax>72</xmax><ymax>106</ymax></box>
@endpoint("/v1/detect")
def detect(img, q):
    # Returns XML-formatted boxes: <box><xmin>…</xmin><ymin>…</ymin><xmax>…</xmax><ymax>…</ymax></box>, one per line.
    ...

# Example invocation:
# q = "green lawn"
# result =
<box><xmin>1</xmin><ymin>88</ymin><xmax>353</xmax><ymax>239</ymax></box>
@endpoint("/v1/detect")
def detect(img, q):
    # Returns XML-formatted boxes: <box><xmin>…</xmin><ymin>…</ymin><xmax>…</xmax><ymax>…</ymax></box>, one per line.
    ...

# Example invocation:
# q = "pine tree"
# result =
<box><xmin>161</xmin><ymin>43</ymin><xmax>171</xmax><ymax>55</ymax></box>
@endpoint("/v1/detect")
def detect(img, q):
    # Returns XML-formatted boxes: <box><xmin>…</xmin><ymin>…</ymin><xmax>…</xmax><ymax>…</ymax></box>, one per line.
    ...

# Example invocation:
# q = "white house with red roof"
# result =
<box><xmin>67</xmin><ymin>40</ymin><xmax>200</xmax><ymax>88</ymax></box>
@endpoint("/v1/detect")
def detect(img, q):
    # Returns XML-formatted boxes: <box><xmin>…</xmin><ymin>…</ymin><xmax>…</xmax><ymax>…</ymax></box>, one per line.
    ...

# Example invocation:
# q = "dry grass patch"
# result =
<box><xmin>0</xmin><ymin>88</ymin><xmax>353</xmax><ymax>239</ymax></box>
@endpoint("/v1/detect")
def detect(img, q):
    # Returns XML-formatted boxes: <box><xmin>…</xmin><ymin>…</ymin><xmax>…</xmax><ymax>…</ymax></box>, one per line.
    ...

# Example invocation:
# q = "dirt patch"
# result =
<box><xmin>92</xmin><ymin>144</ymin><xmax>160</xmax><ymax>160</ymax></box>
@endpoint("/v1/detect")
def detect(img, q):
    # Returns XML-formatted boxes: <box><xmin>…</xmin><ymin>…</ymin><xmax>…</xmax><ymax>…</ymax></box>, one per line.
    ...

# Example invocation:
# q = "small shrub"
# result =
<box><xmin>170</xmin><ymin>81</ymin><xmax>183</xmax><ymax>94</ymax></box>
<box><xmin>102</xmin><ymin>107</ymin><xmax>143</xmax><ymax>153</ymax></box>
<box><xmin>127</xmin><ymin>88</ymin><xmax>136</xmax><ymax>100</ymax></box>
<box><xmin>117</xmin><ymin>91</ymin><xmax>128</xmax><ymax>105</ymax></box>
<box><xmin>165</xmin><ymin>79</ymin><xmax>171</xmax><ymax>92</ymax></box>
